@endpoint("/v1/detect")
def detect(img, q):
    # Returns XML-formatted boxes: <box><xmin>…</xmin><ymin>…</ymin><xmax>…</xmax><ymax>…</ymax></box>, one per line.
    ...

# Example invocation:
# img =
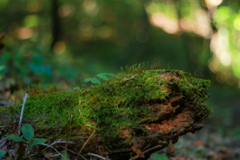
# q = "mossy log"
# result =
<box><xmin>0</xmin><ymin>69</ymin><xmax>211</xmax><ymax>159</ymax></box>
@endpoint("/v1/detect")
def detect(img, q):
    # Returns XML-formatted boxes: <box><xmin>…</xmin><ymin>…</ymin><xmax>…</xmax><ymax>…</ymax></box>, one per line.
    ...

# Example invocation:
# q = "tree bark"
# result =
<box><xmin>51</xmin><ymin>0</ymin><xmax>60</xmax><ymax>48</ymax></box>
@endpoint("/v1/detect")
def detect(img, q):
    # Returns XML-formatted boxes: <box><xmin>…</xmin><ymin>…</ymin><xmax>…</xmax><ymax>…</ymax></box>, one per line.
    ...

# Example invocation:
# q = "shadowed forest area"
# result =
<box><xmin>0</xmin><ymin>0</ymin><xmax>240</xmax><ymax>159</ymax></box>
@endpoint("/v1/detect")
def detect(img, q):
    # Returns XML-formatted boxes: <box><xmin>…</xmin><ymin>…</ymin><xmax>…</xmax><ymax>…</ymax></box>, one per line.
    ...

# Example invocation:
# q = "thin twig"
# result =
<box><xmin>42</xmin><ymin>139</ymin><xmax>74</xmax><ymax>152</ymax></box>
<box><xmin>58</xmin><ymin>145</ymin><xmax>87</xmax><ymax>160</ymax></box>
<box><xmin>18</xmin><ymin>93</ymin><xmax>28</xmax><ymax>135</ymax></box>
<box><xmin>48</xmin><ymin>153</ymin><xmax>62</xmax><ymax>158</ymax></box>
<box><xmin>129</xmin><ymin>145</ymin><xmax>162</xmax><ymax>160</ymax></box>
<box><xmin>87</xmin><ymin>153</ymin><xmax>105</xmax><ymax>160</ymax></box>
<box><xmin>123</xmin><ymin>75</ymin><xmax>137</xmax><ymax>81</ymax></box>
<box><xmin>40</xmin><ymin>143</ymin><xmax>63</xmax><ymax>157</ymax></box>
<box><xmin>51</xmin><ymin>139</ymin><xmax>74</xmax><ymax>145</ymax></box>
<box><xmin>79</xmin><ymin>129</ymin><xmax>96</xmax><ymax>153</ymax></box>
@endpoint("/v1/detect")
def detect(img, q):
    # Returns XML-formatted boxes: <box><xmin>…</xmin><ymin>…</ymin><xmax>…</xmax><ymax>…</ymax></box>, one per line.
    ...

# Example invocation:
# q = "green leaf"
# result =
<box><xmin>30</xmin><ymin>138</ymin><xmax>48</xmax><ymax>149</ymax></box>
<box><xmin>61</xmin><ymin>150</ymin><xmax>70</xmax><ymax>160</ymax></box>
<box><xmin>83</xmin><ymin>78</ymin><xmax>93</xmax><ymax>83</ymax></box>
<box><xmin>21</xmin><ymin>124</ymin><xmax>34</xmax><ymax>141</ymax></box>
<box><xmin>0</xmin><ymin>65</ymin><xmax>6</xmax><ymax>71</ymax></box>
<box><xmin>90</xmin><ymin>78</ymin><xmax>100</xmax><ymax>84</ymax></box>
<box><xmin>73</xmin><ymin>86</ymin><xmax>80</xmax><ymax>90</ymax></box>
<box><xmin>97</xmin><ymin>73</ymin><xmax>109</xmax><ymax>81</ymax></box>
<box><xmin>0</xmin><ymin>150</ymin><xmax>6</xmax><ymax>158</ymax></box>
<box><xmin>103</xmin><ymin>73</ymin><xmax>115</xmax><ymax>77</ymax></box>
<box><xmin>151</xmin><ymin>153</ymin><xmax>169</xmax><ymax>160</ymax></box>
<box><xmin>6</xmin><ymin>135</ymin><xmax>26</xmax><ymax>142</ymax></box>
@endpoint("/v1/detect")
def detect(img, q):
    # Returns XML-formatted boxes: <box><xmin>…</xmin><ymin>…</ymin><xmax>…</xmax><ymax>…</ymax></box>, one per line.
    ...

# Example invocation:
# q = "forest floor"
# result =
<box><xmin>0</xmin><ymin>90</ymin><xmax>240</xmax><ymax>160</ymax></box>
<box><xmin>164</xmin><ymin>123</ymin><xmax>240</xmax><ymax>160</ymax></box>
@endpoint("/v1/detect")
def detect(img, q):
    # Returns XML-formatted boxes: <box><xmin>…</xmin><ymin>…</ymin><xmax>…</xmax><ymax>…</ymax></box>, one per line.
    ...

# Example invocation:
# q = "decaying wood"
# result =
<box><xmin>0</xmin><ymin>70</ymin><xmax>211</xmax><ymax>160</ymax></box>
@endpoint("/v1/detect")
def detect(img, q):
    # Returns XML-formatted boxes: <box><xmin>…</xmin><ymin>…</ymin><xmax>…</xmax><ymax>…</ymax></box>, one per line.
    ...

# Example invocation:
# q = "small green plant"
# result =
<box><xmin>148</xmin><ymin>153</ymin><xmax>170</xmax><ymax>160</ymax></box>
<box><xmin>0</xmin><ymin>150</ymin><xmax>6</xmax><ymax>159</ymax></box>
<box><xmin>84</xmin><ymin>73</ymin><xmax>115</xmax><ymax>84</ymax></box>
<box><xmin>61</xmin><ymin>150</ymin><xmax>70</xmax><ymax>160</ymax></box>
<box><xmin>6</xmin><ymin>124</ymin><xmax>47</xmax><ymax>150</ymax></box>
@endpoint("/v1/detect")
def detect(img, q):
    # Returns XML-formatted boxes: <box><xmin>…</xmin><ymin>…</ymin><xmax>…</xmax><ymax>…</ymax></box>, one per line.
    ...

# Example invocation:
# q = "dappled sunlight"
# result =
<box><xmin>58</xmin><ymin>4</ymin><xmax>75</xmax><ymax>18</ymax></box>
<box><xmin>204</xmin><ymin>0</ymin><xmax>223</xmax><ymax>8</ymax></box>
<box><xmin>219</xmin><ymin>51</ymin><xmax>231</xmax><ymax>66</ymax></box>
<box><xmin>1</xmin><ymin>0</ymin><xmax>240</xmax><ymax>87</ymax></box>
<box><xmin>193</xmin><ymin>9</ymin><xmax>212</xmax><ymax>38</ymax></box>
<box><xmin>232</xmin><ymin>62</ymin><xmax>240</xmax><ymax>79</ymax></box>
<box><xmin>149</xmin><ymin>9</ymin><xmax>212</xmax><ymax>38</ymax></box>
<box><xmin>83</xmin><ymin>0</ymin><xmax>99</xmax><ymax>16</ymax></box>
<box><xmin>23</xmin><ymin>15</ymin><xmax>39</xmax><ymax>27</ymax></box>
<box><xmin>210</xmin><ymin>29</ymin><xmax>231</xmax><ymax>66</ymax></box>
<box><xmin>211</xmin><ymin>5</ymin><xmax>240</xmax><ymax>82</ymax></box>
<box><xmin>150</xmin><ymin>13</ymin><xmax>180</xmax><ymax>34</ymax></box>
<box><xmin>146</xmin><ymin>0</ymin><xmax>240</xmax><ymax>85</ymax></box>
<box><xmin>17</xmin><ymin>27</ymin><xmax>34</xmax><ymax>39</ymax></box>
<box><xmin>233</xmin><ymin>15</ymin><xmax>240</xmax><ymax>31</ymax></box>
<box><xmin>179</xmin><ymin>18</ymin><xmax>192</xmax><ymax>32</ymax></box>
<box><xmin>209</xmin><ymin>27</ymin><xmax>236</xmax><ymax>83</ymax></box>
<box><xmin>53</xmin><ymin>41</ymin><xmax>66</xmax><ymax>54</ymax></box>
<box><xmin>208</xmin><ymin>58</ymin><xmax>219</xmax><ymax>73</ymax></box>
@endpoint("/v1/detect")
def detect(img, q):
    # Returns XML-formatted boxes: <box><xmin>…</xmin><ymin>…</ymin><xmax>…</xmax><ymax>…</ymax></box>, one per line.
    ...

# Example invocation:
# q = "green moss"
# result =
<box><xmin>0</xmin><ymin>68</ymin><xmax>211</xmax><ymax>147</ymax></box>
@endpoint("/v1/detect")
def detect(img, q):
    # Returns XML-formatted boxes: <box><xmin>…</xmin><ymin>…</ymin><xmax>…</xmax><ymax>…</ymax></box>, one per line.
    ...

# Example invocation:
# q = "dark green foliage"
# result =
<box><xmin>6</xmin><ymin>124</ymin><xmax>47</xmax><ymax>149</ymax></box>
<box><xmin>148</xmin><ymin>153</ymin><xmax>169</xmax><ymax>160</ymax></box>
<box><xmin>6</xmin><ymin>135</ymin><xmax>25</xmax><ymax>142</ymax></box>
<box><xmin>0</xmin><ymin>44</ymin><xmax>52</xmax><ymax>87</ymax></box>
<box><xmin>21</xmin><ymin>124</ymin><xmax>34</xmax><ymax>141</ymax></box>
<box><xmin>84</xmin><ymin>73</ymin><xmax>116</xmax><ymax>84</ymax></box>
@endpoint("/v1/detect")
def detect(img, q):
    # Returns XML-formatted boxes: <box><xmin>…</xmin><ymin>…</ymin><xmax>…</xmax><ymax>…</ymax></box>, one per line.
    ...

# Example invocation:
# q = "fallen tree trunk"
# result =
<box><xmin>0</xmin><ymin>69</ymin><xmax>211</xmax><ymax>159</ymax></box>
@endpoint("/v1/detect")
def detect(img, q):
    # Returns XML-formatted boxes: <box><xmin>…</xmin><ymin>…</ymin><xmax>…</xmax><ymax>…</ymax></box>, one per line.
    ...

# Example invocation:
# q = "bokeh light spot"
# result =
<box><xmin>18</xmin><ymin>27</ymin><xmax>34</xmax><ymax>39</ymax></box>
<box><xmin>58</xmin><ymin>4</ymin><xmax>75</xmax><ymax>18</ymax></box>
<box><xmin>24</xmin><ymin>15</ymin><xmax>39</xmax><ymax>27</ymax></box>
<box><xmin>209</xmin><ymin>58</ymin><xmax>219</xmax><ymax>73</ymax></box>
<box><xmin>83</xmin><ymin>0</ymin><xmax>99</xmax><ymax>15</ymax></box>
<box><xmin>205</xmin><ymin>0</ymin><xmax>223</xmax><ymax>8</ymax></box>
<box><xmin>180</xmin><ymin>18</ymin><xmax>192</xmax><ymax>32</ymax></box>
<box><xmin>213</xmin><ymin>7</ymin><xmax>232</xmax><ymax>23</ymax></box>
<box><xmin>193</xmin><ymin>10</ymin><xmax>212</xmax><ymax>38</ymax></box>
<box><xmin>233</xmin><ymin>15</ymin><xmax>240</xmax><ymax>31</ymax></box>
<box><xmin>232</xmin><ymin>64</ymin><xmax>240</xmax><ymax>78</ymax></box>
<box><xmin>150</xmin><ymin>13</ymin><xmax>180</xmax><ymax>34</ymax></box>
<box><xmin>220</xmin><ymin>52</ymin><xmax>231</xmax><ymax>66</ymax></box>
<box><xmin>53</xmin><ymin>41</ymin><xmax>66</xmax><ymax>54</ymax></box>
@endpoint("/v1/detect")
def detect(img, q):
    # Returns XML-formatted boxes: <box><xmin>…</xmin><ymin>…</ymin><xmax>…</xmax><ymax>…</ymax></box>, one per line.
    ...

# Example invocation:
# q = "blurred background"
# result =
<box><xmin>0</xmin><ymin>0</ymin><xmax>240</xmax><ymax>158</ymax></box>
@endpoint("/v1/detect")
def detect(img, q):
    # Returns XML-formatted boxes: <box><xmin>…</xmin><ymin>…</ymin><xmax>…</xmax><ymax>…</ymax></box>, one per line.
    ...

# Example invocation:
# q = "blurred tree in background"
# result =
<box><xmin>1</xmin><ymin>0</ymin><xmax>240</xmax><ymax>85</ymax></box>
<box><xmin>0</xmin><ymin>0</ymin><xmax>240</xmax><ymax>108</ymax></box>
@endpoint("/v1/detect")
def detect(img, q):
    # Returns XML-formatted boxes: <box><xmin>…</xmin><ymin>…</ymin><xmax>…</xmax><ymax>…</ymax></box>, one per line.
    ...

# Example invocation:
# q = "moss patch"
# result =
<box><xmin>0</xmin><ymin>69</ymin><xmax>211</xmax><ymax>148</ymax></box>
